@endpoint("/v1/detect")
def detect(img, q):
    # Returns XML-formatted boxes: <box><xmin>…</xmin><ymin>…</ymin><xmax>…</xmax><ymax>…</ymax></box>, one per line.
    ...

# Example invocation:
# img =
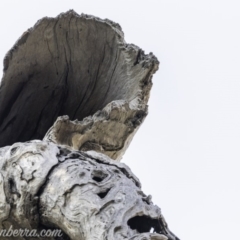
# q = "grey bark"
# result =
<box><xmin>0</xmin><ymin>10</ymin><xmax>179</xmax><ymax>240</ymax></box>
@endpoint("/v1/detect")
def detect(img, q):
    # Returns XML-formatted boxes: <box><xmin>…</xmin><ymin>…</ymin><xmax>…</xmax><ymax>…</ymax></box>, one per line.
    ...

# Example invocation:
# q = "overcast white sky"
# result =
<box><xmin>1</xmin><ymin>1</ymin><xmax>240</xmax><ymax>239</ymax></box>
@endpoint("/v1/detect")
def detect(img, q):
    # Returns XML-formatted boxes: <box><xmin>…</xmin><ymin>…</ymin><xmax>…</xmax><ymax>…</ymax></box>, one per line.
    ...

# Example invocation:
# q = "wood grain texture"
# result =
<box><xmin>0</xmin><ymin>11</ymin><xmax>179</xmax><ymax>240</ymax></box>
<box><xmin>0</xmin><ymin>141</ymin><xmax>179</xmax><ymax>240</ymax></box>
<box><xmin>0</xmin><ymin>10</ymin><xmax>158</xmax><ymax>154</ymax></box>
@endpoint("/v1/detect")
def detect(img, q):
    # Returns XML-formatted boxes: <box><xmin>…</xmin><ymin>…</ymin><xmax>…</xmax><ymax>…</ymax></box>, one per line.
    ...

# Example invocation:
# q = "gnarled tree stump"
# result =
<box><xmin>0</xmin><ymin>10</ymin><xmax>179</xmax><ymax>240</ymax></box>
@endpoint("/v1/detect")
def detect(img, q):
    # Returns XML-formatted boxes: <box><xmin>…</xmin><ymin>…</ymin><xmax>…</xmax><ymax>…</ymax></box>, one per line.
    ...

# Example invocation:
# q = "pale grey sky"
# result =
<box><xmin>0</xmin><ymin>1</ymin><xmax>240</xmax><ymax>239</ymax></box>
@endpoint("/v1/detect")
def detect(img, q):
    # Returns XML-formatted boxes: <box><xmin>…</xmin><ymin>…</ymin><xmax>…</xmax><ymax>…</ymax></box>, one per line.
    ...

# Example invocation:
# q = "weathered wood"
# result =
<box><xmin>0</xmin><ymin>10</ymin><xmax>179</xmax><ymax>240</ymax></box>
<box><xmin>0</xmin><ymin>141</ymin><xmax>178</xmax><ymax>240</ymax></box>
<box><xmin>0</xmin><ymin>10</ymin><xmax>158</xmax><ymax>157</ymax></box>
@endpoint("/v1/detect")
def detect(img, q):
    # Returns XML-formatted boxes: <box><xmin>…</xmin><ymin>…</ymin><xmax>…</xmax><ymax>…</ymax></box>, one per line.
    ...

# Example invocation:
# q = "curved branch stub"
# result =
<box><xmin>0</xmin><ymin>10</ymin><xmax>159</xmax><ymax>156</ymax></box>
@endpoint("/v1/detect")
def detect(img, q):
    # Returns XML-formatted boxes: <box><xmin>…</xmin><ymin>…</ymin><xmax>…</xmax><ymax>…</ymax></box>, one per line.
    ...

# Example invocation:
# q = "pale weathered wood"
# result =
<box><xmin>0</xmin><ymin>10</ymin><xmax>179</xmax><ymax>240</ymax></box>
<box><xmin>0</xmin><ymin>10</ymin><xmax>158</xmax><ymax>157</ymax></box>
<box><xmin>0</xmin><ymin>141</ymin><xmax>178</xmax><ymax>240</ymax></box>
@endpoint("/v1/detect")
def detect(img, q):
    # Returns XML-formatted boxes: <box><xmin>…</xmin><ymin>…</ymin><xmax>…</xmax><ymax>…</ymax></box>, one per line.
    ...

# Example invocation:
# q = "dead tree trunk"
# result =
<box><xmin>0</xmin><ymin>10</ymin><xmax>179</xmax><ymax>240</ymax></box>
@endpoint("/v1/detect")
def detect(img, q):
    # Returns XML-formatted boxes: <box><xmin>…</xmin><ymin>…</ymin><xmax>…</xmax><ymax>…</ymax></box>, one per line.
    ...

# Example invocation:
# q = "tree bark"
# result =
<box><xmin>0</xmin><ymin>10</ymin><xmax>179</xmax><ymax>240</ymax></box>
